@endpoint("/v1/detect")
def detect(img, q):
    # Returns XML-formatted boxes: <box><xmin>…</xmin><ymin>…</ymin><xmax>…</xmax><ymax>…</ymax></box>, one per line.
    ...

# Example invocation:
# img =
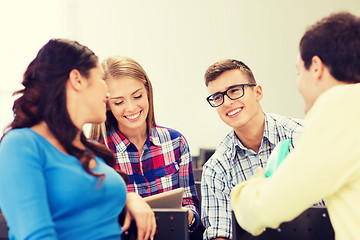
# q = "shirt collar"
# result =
<box><xmin>226</xmin><ymin>131</ymin><xmax>243</xmax><ymax>161</ymax></box>
<box><xmin>263</xmin><ymin>112</ymin><xmax>279</xmax><ymax>146</ymax></box>
<box><xmin>149</xmin><ymin>126</ymin><xmax>161</xmax><ymax>146</ymax></box>
<box><xmin>229</xmin><ymin>112</ymin><xmax>278</xmax><ymax>156</ymax></box>
<box><xmin>108</xmin><ymin>125</ymin><xmax>130</xmax><ymax>153</ymax></box>
<box><xmin>108</xmin><ymin>125</ymin><xmax>161</xmax><ymax>153</ymax></box>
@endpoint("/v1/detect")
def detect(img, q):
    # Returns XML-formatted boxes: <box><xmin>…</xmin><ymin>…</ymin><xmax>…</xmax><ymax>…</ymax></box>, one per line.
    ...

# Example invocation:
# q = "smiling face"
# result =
<box><xmin>107</xmin><ymin>76</ymin><xmax>149</xmax><ymax>135</ymax></box>
<box><xmin>207</xmin><ymin>69</ymin><xmax>264</xmax><ymax>131</ymax></box>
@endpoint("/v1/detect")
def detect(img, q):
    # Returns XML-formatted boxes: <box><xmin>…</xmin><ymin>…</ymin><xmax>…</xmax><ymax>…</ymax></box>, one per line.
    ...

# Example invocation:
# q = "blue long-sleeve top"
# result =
<box><xmin>0</xmin><ymin>128</ymin><xmax>127</xmax><ymax>240</ymax></box>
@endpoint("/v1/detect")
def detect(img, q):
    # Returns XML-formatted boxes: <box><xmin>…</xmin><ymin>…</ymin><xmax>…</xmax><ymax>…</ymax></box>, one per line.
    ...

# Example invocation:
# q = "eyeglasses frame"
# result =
<box><xmin>206</xmin><ymin>83</ymin><xmax>257</xmax><ymax>107</ymax></box>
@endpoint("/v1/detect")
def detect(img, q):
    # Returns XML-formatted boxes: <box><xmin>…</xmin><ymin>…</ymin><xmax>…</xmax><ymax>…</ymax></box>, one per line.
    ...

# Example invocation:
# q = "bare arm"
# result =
<box><xmin>122</xmin><ymin>192</ymin><xmax>157</xmax><ymax>240</ymax></box>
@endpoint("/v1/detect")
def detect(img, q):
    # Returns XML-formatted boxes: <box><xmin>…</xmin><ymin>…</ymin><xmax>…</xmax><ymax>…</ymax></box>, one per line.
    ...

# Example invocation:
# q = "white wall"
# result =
<box><xmin>0</xmin><ymin>0</ymin><xmax>69</xmax><ymax>133</ymax></box>
<box><xmin>1</xmin><ymin>0</ymin><xmax>360</xmax><ymax>155</ymax></box>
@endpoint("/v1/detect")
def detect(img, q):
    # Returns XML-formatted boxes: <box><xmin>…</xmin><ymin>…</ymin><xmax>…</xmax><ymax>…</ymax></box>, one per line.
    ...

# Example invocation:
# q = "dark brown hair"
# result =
<box><xmin>300</xmin><ymin>12</ymin><xmax>360</xmax><ymax>83</ymax></box>
<box><xmin>2</xmin><ymin>38</ymin><xmax>117</xmax><ymax>179</ymax></box>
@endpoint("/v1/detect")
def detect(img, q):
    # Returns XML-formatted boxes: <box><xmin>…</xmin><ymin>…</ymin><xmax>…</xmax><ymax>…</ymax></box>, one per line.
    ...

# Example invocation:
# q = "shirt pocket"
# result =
<box><xmin>153</xmin><ymin>162</ymin><xmax>180</xmax><ymax>188</ymax></box>
<box><xmin>153</xmin><ymin>161</ymin><xmax>179</xmax><ymax>178</ymax></box>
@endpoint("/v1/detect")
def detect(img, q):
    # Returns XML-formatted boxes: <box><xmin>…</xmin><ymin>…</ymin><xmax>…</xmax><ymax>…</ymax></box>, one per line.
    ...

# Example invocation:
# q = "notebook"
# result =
<box><xmin>265</xmin><ymin>139</ymin><xmax>291</xmax><ymax>177</ymax></box>
<box><xmin>144</xmin><ymin>187</ymin><xmax>184</xmax><ymax>209</ymax></box>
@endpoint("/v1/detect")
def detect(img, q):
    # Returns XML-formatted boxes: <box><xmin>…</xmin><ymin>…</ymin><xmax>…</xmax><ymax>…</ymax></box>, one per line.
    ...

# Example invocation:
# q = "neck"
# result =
<box><xmin>119</xmin><ymin>123</ymin><xmax>148</xmax><ymax>152</ymax></box>
<box><xmin>31</xmin><ymin>121</ymin><xmax>80</xmax><ymax>154</ymax></box>
<box><xmin>234</xmin><ymin>112</ymin><xmax>265</xmax><ymax>153</ymax></box>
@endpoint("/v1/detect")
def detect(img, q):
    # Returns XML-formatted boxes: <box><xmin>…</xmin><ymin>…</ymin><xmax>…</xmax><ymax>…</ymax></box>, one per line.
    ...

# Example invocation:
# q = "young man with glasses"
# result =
<box><xmin>201</xmin><ymin>59</ymin><xmax>305</xmax><ymax>240</ymax></box>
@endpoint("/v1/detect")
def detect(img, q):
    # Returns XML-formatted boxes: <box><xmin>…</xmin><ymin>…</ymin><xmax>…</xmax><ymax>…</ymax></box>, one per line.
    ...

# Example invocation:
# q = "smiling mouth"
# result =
<box><xmin>124</xmin><ymin>111</ymin><xmax>141</xmax><ymax>120</ymax></box>
<box><xmin>227</xmin><ymin>107</ymin><xmax>243</xmax><ymax>116</ymax></box>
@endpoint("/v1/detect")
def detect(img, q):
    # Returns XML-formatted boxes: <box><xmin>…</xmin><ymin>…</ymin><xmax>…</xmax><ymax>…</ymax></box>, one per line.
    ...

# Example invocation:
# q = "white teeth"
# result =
<box><xmin>126</xmin><ymin>112</ymin><xmax>140</xmax><ymax>119</ymax></box>
<box><xmin>228</xmin><ymin>108</ymin><xmax>242</xmax><ymax>116</ymax></box>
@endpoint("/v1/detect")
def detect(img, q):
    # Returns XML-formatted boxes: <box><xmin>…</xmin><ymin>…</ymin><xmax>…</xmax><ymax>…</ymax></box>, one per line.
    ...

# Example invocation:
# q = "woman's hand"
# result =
<box><xmin>122</xmin><ymin>192</ymin><xmax>157</xmax><ymax>240</ymax></box>
<box><xmin>182</xmin><ymin>208</ymin><xmax>194</xmax><ymax>227</ymax></box>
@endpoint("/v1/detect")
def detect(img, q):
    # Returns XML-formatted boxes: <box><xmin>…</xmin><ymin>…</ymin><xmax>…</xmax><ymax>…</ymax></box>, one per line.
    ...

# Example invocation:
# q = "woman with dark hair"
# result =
<box><xmin>90</xmin><ymin>56</ymin><xmax>200</xmax><ymax>231</ymax></box>
<box><xmin>0</xmin><ymin>39</ymin><xmax>156</xmax><ymax>240</ymax></box>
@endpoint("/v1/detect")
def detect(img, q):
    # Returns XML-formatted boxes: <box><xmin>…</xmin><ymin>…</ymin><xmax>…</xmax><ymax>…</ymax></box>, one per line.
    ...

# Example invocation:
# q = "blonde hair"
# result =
<box><xmin>89</xmin><ymin>56</ymin><xmax>156</xmax><ymax>146</ymax></box>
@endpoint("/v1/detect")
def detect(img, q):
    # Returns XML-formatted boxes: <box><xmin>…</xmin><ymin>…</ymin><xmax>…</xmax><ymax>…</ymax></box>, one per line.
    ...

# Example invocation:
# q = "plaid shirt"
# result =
<box><xmin>103</xmin><ymin>125</ymin><xmax>200</xmax><ymax>228</ymax></box>
<box><xmin>201</xmin><ymin>113</ymin><xmax>307</xmax><ymax>240</ymax></box>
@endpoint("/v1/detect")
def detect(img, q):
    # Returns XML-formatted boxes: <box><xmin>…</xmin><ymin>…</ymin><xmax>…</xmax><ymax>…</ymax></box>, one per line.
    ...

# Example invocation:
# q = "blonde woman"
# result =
<box><xmin>90</xmin><ymin>56</ymin><xmax>200</xmax><ymax>230</ymax></box>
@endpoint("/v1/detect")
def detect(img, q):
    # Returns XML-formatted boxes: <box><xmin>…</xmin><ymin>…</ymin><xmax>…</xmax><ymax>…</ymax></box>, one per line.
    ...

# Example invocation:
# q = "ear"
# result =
<box><xmin>254</xmin><ymin>85</ymin><xmax>263</xmax><ymax>102</ymax></box>
<box><xmin>68</xmin><ymin>69</ymin><xmax>85</xmax><ymax>92</ymax></box>
<box><xmin>311</xmin><ymin>56</ymin><xmax>325</xmax><ymax>81</ymax></box>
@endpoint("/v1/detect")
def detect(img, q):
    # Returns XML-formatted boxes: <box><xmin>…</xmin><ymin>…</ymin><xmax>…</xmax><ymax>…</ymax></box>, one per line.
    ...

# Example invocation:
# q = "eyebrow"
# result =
<box><xmin>211</xmin><ymin>84</ymin><xmax>243</xmax><ymax>95</ymax></box>
<box><xmin>110</xmin><ymin>88</ymin><xmax>143</xmax><ymax>100</ymax></box>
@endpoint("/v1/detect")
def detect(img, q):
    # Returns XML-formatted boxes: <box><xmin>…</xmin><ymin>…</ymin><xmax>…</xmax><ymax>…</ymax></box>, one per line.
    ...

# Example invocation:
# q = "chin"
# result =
<box><xmin>304</xmin><ymin>103</ymin><xmax>313</xmax><ymax>115</ymax></box>
<box><xmin>93</xmin><ymin>117</ymin><xmax>106</xmax><ymax>124</ymax></box>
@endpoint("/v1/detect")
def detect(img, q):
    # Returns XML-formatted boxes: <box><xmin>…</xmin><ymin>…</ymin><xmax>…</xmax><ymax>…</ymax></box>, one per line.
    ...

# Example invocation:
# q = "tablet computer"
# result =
<box><xmin>144</xmin><ymin>187</ymin><xmax>184</xmax><ymax>209</ymax></box>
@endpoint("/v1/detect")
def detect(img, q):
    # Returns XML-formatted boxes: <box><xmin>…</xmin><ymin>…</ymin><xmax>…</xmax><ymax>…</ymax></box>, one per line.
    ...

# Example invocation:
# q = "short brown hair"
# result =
<box><xmin>204</xmin><ymin>59</ymin><xmax>256</xmax><ymax>86</ymax></box>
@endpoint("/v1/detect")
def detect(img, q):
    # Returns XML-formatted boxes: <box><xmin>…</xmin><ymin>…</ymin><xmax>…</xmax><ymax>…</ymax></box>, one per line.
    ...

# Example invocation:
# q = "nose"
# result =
<box><xmin>103</xmin><ymin>81</ymin><xmax>109</xmax><ymax>98</ymax></box>
<box><xmin>124</xmin><ymin>99</ymin><xmax>137</xmax><ymax>112</ymax></box>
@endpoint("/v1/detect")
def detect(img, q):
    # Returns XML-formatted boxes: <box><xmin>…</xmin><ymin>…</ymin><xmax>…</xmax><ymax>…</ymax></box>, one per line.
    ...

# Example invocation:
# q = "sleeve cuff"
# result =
<box><xmin>188</xmin><ymin>208</ymin><xmax>199</xmax><ymax>232</ymax></box>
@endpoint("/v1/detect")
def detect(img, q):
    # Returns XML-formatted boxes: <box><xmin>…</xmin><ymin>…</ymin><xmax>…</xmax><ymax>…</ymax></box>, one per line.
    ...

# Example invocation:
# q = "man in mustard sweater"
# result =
<box><xmin>231</xmin><ymin>11</ymin><xmax>360</xmax><ymax>240</ymax></box>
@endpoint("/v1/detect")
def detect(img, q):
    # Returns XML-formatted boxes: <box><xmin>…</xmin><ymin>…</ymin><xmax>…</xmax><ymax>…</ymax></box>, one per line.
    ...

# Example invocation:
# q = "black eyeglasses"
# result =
<box><xmin>206</xmin><ymin>84</ymin><xmax>256</xmax><ymax>107</ymax></box>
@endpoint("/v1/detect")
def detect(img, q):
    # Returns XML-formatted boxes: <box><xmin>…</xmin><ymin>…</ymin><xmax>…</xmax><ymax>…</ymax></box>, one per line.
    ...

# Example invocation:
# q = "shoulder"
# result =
<box><xmin>153</xmin><ymin>125</ymin><xmax>183</xmax><ymax>136</ymax></box>
<box><xmin>264</xmin><ymin>113</ymin><xmax>305</xmax><ymax>148</ymax></box>
<box><xmin>1</xmin><ymin>128</ymin><xmax>38</xmax><ymax>148</ymax></box>
<box><xmin>317</xmin><ymin>83</ymin><xmax>360</xmax><ymax>105</ymax></box>
<box><xmin>266</xmin><ymin>113</ymin><xmax>304</xmax><ymax>133</ymax></box>
<box><xmin>216</xmin><ymin>131</ymin><xmax>236</xmax><ymax>154</ymax></box>
<box><xmin>308</xmin><ymin>84</ymin><xmax>360</xmax><ymax>122</ymax></box>
<box><xmin>202</xmin><ymin>132</ymin><xmax>234</xmax><ymax>174</ymax></box>
<box><xmin>0</xmin><ymin>128</ymin><xmax>46</xmax><ymax>169</ymax></box>
<box><xmin>202</xmin><ymin>155</ymin><xmax>231</xmax><ymax>183</ymax></box>
<box><xmin>151</xmin><ymin>125</ymin><xmax>187</xmax><ymax>142</ymax></box>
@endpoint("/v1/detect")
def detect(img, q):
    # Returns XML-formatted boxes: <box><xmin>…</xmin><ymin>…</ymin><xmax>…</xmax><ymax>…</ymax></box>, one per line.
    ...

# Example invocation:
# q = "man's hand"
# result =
<box><xmin>250</xmin><ymin>167</ymin><xmax>265</xmax><ymax>180</ymax></box>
